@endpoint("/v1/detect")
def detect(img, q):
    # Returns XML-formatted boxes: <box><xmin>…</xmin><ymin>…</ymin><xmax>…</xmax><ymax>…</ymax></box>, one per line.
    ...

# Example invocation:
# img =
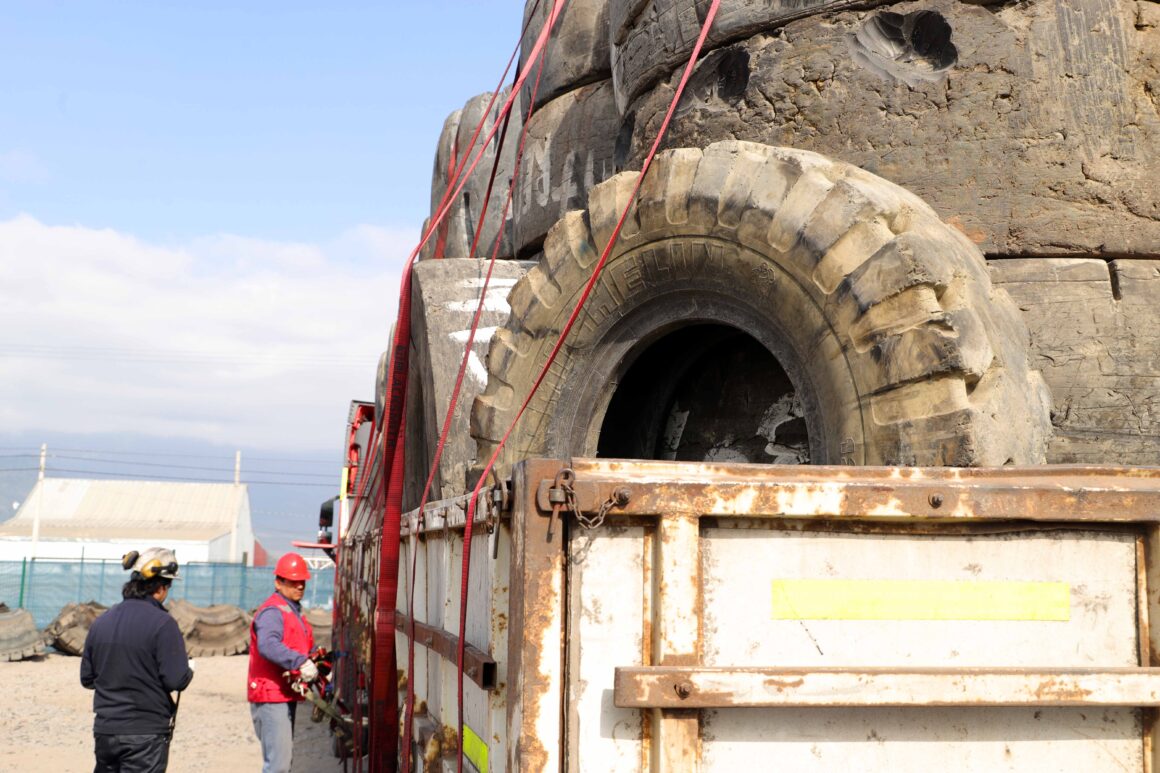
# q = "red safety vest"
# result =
<box><xmin>247</xmin><ymin>593</ymin><xmax>314</xmax><ymax>703</ymax></box>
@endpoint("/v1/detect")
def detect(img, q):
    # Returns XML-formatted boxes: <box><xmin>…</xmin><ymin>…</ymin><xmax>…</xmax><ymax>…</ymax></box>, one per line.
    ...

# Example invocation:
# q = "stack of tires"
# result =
<box><xmin>462</xmin><ymin>0</ymin><xmax>1057</xmax><ymax>475</ymax></box>
<box><xmin>407</xmin><ymin>0</ymin><xmax>1160</xmax><ymax>484</ymax></box>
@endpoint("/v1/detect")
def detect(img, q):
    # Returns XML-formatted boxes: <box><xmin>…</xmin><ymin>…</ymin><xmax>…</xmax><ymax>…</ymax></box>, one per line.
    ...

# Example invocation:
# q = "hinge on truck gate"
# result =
<box><xmin>547</xmin><ymin>468</ymin><xmax>577</xmax><ymax>541</ymax></box>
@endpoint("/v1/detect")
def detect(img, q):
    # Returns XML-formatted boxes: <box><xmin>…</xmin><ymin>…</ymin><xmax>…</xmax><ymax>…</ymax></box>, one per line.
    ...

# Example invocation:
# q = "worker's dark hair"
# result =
<box><xmin>122</xmin><ymin>575</ymin><xmax>173</xmax><ymax>600</ymax></box>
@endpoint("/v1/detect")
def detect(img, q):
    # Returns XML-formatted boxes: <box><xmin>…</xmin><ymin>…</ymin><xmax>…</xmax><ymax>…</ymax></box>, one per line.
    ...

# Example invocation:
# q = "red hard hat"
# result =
<box><xmin>275</xmin><ymin>552</ymin><xmax>311</xmax><ymax>581</ymax></box>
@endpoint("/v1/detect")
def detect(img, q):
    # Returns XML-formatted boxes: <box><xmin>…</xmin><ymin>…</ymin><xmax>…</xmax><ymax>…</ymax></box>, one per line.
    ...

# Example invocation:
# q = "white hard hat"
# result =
<box><xmin>122</xmin><ymin>547</ymin><xmax>181</xmax><ymax>580</ymax></box>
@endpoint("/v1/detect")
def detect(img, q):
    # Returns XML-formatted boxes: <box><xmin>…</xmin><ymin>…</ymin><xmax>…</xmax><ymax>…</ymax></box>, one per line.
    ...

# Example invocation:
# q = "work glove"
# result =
<box><xmin>299</xmin><ymin>658</ymin><xmax>319</xmax><ymax>683</ymax></box>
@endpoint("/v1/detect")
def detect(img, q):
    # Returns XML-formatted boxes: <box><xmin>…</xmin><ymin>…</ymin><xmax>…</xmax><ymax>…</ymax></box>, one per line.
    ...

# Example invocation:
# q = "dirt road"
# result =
<box><xmin>0</xmin><ymin>652</ymin><xmax>347</xmax><ymax>772</ymax></box>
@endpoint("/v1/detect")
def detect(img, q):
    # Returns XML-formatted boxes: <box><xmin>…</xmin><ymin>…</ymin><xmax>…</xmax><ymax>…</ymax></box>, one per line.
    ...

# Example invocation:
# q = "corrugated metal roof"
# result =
<box><xmin>0</xmin><ymin>478</ymin><xmax>249</xmax><ymax>541</ymax></box>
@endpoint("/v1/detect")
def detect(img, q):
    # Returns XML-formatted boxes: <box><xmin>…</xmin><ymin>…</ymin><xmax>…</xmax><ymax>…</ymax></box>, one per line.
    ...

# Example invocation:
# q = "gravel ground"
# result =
<box><xmin>0</xmin><ymin>652</ymin><xmax>351</xmax><ymax>772</ymax></box>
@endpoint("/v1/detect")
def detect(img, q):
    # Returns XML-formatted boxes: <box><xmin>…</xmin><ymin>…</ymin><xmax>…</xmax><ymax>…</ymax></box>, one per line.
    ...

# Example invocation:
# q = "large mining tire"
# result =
<box><xmin>402</xmin><ymin>259</ymin><xmax>535</xmax><ymax>510</ymax></box>
<box><xmin>472</xmin><ymin>141</ymin><xmax>1051</xmax><ymax>473</ymax></box>
<box><xmin>512</xmin><ymin>80</ymin><xmax>620</xmax><ymax>258</ymax></box>
<box><xmin>169</xmin><ymin>599</ymin><xmax>251</xmax><ymax>657</ymax></box>
<box><xmin>0</xmin><ymin>607</ymin><xmax>45</xmax><ymax>661</ymax></box>
<box><xmin>420</xmin><ymin>109</ymin><xmax>469</xmax><ymax>261</ymax></box>
<box><xmin>520</xmin><ymin>0</ymin><xmax>611</xmax><ymax>112</ymax></box>
<box><xmin>618</xmin><ymin>2</ymin><xmax>1160</xmax><ymax>257</ymax></box>
<box><xmin>186</xmin><ymin>604</ymin><xmax>251</xmax><ymax>657</ymax></box>
<box><xmin>43</xmin><ymin>601</ymin><xmax>107</xmax><ymax>656</ymax></box>
<box><xmin>608</xmin><ymin>0</ymin><xmax>890</xmax><ymax>113</ymax></box>
<box><xmin>423</xmin><ymin>91</ymin><xmax>522</xmax><ymax>261</ymax></box>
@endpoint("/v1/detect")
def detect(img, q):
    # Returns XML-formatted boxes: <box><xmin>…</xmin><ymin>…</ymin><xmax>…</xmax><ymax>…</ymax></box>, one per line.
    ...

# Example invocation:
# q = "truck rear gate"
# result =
<box><xmin>395</xmin><ymin>459</ymin><xmax>1160</xmax><ymax>771</ymax></box>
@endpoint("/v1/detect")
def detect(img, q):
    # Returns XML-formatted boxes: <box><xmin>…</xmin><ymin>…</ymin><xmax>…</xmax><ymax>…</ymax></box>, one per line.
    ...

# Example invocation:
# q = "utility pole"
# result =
<box><xmin>30</xmin><ymin>443</ymin><xmax>46</xmax><ymax>559</ymax></box>
<box><xmin>230</xmin><ymin>450</ymin><xmax>241</xmax><ymax>562</ymax></box>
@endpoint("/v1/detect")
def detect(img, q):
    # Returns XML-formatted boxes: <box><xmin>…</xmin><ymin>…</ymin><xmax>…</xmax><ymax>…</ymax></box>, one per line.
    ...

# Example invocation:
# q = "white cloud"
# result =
<box><xmin>0</xmin><ymin>215</ymin><xmax>418</xmax><ymax>451</ymax></box>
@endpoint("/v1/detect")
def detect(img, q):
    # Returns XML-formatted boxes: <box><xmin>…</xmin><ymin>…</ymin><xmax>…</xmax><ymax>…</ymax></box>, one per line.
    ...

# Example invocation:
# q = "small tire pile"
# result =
<box><xmin>168</xmin><ymin>599</ymin><xmax>252</xmax><ymax>657</ymax></box>
<box><xmin>0</xmin><ymin>603</ymin><xmax>46</xmax><ymax>661</ymax></box>
<box><xmin>43</xmin><ymin>601</ymin><xmax>108</xmax><ymax>656</ymax></box>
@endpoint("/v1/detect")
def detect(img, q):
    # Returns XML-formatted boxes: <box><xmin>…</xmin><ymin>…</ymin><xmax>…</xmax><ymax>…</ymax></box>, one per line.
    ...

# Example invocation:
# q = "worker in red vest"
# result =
<box><xmin>247</xmin><ymin>552</ymin><xmax>315</xmax><ymax>773</ymax></box>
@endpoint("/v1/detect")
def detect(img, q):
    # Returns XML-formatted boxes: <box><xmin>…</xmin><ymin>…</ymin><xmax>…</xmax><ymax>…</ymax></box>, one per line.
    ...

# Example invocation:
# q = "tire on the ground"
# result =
<box><xmin>520</xmin><ymin>0</ymin><xmax>611</xmax><ymax>112</ymax></box>
<box><xmin>169</xmin><ymin>599</ymin><xmax>251</xmax><ymax>657</ymax></box>
<box><xmin>608</xmin><ymin>0</ymin><xmax>890</xmax><ymax>113</ymax></box>
<box><xmin>512</xmin><ymin>80</ymin><xmax>619</xmax><ymax>258</ymax></box>
<box><xmin>472</xmin><ymin>141</ymin><xmax>1052</xmax><ymax>474</ymax></box>
<box><xmin>43</xmin><ymin>600</ymin><xmax>107</xmax><ymax>656</ymax></box>
<box><xmin>0</xmin><ymin>607</ymin><xmax>45</xmax><ymax>661</ymax></box>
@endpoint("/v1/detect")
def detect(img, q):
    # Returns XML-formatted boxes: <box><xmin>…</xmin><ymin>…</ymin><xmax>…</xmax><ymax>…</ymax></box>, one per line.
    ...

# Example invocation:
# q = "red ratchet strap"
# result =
<box><xmin>438</xmin><ymin>25</ymin><xmax>556</xmax><ymax>773</ymax></box>
<box><xmin>453</xmin><ymin>2</ymin><xmax>723</xmax><ymax>771</ymax></box>
<box><xmin>400</xmin><ymin>4</ymin><xmax>551</xmax><ymax>769</ymax></box>
<box><xmin>371</xmin><ymin>2</ymin><xmax>568</xmax><ymax>771</ymax></box>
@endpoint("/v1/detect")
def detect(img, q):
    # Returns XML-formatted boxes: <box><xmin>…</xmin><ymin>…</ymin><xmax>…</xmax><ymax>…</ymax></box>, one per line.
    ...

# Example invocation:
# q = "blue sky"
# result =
<box><xmin>1</xmin><ymin>2</ymin><xmax>523</xmax><ymax>242</ymax></box>
<box><xmin>0</xmin><ymin>2</ymin><xmax>527</xmax><ymax>558</ymax></box>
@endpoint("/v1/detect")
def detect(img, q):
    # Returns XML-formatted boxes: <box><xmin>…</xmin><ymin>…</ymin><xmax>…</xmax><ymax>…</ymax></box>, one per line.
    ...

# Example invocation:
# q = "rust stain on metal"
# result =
<box><xmin>552</xmin><ymin>458</ymin><xmax>1160</xmax><ymax>524</ymax></box>
<box><xmin>1033</xmin><ymin>677</ymin><xmax>1093</xmax><ymax>702</ymax></box>
<box><xmin>764</xmin><ymin>677</ymin><xmax>806</xmax><ymax>692</ymax></box>
<box><xmin>508</xmin><ymin>460</ymin><xmax>568</xmax><ymax>772</ymax></box>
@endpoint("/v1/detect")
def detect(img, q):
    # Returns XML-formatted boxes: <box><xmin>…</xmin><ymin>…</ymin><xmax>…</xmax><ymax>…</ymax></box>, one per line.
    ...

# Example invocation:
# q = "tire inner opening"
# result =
<box><xmin>597</xmin><ymin>324</ymin><xmax>810</xmax><ymax>464</ymax></box>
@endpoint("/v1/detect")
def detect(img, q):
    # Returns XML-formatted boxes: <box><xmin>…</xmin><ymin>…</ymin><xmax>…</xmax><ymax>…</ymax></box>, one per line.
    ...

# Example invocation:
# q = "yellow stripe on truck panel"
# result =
<box><xmin>771</xmin><ymin>579</ymin><xmax>1071</xmax><ymax>621</ymax></box>
<box><xmin>462</xmin><ymin>724</ymin><xmax>488</xmax><ymax>773</ymax></box>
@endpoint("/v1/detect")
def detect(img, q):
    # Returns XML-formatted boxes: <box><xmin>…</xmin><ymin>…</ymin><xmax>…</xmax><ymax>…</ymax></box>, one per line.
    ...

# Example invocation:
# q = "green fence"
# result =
<box><xmin>0</xmin><ymin>559</ymin><xmax>335</xmax><ymax>629</ymax></box>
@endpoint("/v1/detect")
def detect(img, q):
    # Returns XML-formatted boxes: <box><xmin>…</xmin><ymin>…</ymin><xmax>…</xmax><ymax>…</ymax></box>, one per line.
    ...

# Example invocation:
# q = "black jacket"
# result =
<box><xmin>80</xmin><ymin>597</ymin><xmax>194</xmax><ymax>735</ymax></box>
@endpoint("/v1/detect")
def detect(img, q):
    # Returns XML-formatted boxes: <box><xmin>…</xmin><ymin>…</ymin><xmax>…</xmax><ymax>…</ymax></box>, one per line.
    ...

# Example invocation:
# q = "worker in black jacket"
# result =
<box><xmin>81</xmin><ymin>547</ymin><xmax>194</xmax><ymax>773</ymax></box>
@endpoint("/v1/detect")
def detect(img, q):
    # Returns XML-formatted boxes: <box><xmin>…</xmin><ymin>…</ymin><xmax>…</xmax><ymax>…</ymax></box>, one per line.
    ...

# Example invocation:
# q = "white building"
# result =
<box><xmin>0</xmin><ymin>478</ymin><xmax>257</xmax><ymax>565</ymax></box>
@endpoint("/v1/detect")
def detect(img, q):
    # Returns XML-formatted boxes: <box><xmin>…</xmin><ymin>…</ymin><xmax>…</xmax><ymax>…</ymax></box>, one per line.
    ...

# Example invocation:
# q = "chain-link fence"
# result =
<box><xmin>0</xmin><ymin>559</ymin><xmax>335</xmax><ymax>629</ymax></box>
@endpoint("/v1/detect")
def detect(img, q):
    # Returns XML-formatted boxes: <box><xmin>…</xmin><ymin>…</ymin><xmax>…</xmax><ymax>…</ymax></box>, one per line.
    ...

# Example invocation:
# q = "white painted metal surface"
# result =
<box><xmin>394</xmin><ymin>460</ymin><xmax>1160</xmax><ymax>772</ymax></box>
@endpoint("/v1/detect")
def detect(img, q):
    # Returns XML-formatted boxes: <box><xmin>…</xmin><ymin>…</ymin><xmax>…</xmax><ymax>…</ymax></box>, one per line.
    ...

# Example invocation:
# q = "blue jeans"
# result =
<box><xmin>250</xmin><ymin>701</ymin><xmax>298</xmax><ymax>773</ymax></box>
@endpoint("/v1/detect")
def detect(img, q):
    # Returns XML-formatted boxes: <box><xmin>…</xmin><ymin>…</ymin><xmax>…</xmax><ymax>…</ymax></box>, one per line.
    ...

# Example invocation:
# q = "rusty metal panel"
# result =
<box><xmin>507</xmin><ymin>459</ymin><xmax>566</xmax><ymax>772</ymax></box>
<box><xmin>396</xmin><ymin>492</ymin><xmax>511</xmax><ymax>771</ymax></box>
<box><xmin>388</xmin><ymin>458</ymin><xmax>1160</xmax><ymax>771</ymax></box>
<box><xmin>540</xmin><ymin>460</ymin><xmax>1160</xmax><ymax>523</ymax></box>
<box><xmin>530</xmin><ymin>459</ymin><xmax>1160</xmax><ymax>771</ymax></box>
<box><xmin>614</xmin><ymin>667</ymin><xmax>1160</xmax><ymax>708</ymax></box>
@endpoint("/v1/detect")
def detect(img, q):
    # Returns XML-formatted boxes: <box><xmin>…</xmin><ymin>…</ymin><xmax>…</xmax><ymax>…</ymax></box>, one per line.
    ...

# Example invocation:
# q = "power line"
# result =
<box><xmin>0</xmin><ymin>343</ymin><xmax>371</xmax><ymax>366</ymax></box>
<box><xmin>49</xmin><ymin>453</ymin><xmax>336</xmax><ymax>479</ymax></box>
<box><xmin>0</xmin><ymin>446</ymin><xmax>338</xmax><ymax>464</ymax></box>
<box><xmin>43</xmin><ymin>468</ymin><xmax>335</xmax><ymax>488</ymax></box>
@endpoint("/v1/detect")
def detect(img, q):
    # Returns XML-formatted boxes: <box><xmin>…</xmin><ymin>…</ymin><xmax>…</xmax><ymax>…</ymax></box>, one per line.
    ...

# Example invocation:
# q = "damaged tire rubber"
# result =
<box><xmin>608</xmin><ymin>0</ymin><xmax>889</xmax><ymax>112</ymax></box>
<box><xmin>43</xmin><ymin>601</ymin><xmax>107</xmax><ymax>656</ymax></box>
<box><xmin>472</xmin><ymin>141</ymin><xmax>1051</xmax><ymax>474</ymax></box>
<box><xmin>168</xmin><ymin>599</ymin><xmax>251</xmax><ymax>657</ymax></box>
<box><xmin>0</xmin><ymin>607</ymin><xmax>45</xmax><ymax>661</ymax></box>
